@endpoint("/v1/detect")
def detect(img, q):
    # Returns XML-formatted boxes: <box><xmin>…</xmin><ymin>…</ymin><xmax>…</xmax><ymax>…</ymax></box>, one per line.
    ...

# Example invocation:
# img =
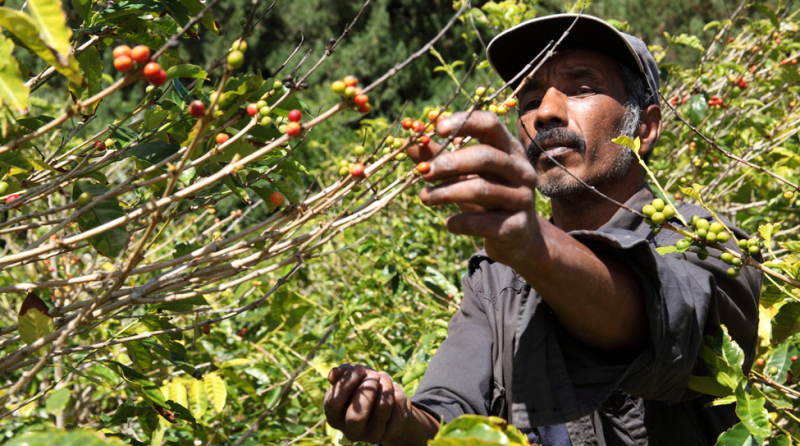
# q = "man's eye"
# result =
<box><xmin>522</xmin><ymin>100</ymin><xmax>541</xmax><ymax>112</ymax></box>
<box><xmin>574</xmin><ymin>87</ymin><xmax>595</xmax><ymax>96</ymax></box>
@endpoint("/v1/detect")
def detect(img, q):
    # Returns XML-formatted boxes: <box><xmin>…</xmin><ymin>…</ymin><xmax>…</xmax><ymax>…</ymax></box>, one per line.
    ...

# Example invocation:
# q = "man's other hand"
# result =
<box><xmin>324</xmin><ymin>364</ymin><xmax>413</xmax><ymax>444</ymax></box>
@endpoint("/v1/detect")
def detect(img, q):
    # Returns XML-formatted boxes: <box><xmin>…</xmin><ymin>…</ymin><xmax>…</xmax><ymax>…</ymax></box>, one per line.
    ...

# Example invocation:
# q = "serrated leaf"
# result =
<box><xmin>772</xmin><ymin>302</ymin><xmax>800</xmax><ymax>343</ymax></box>
<box><xmin>187</xmin><ymin>378</ymin><xmax>208</xmax><ymax>419</ymax></box>
<box><xmin>734</xmin><ymin>387</ymin><xmax>770</xmax><ymax>438</ymax></box>
<box><xmin>73</xmin><ymin>181</ymin><xmax>129</xmax><ymax>258</ymax></box>
<box><xmin>17</xmin><ymin>291</ymin><xmax>54</xmax><ymax>354</ymax></box>
<box><xmin>45</xmin><ymin>387</ymin><xmax>70</xmax><ymax>414</ymax></box>
<box><xmin>203</xmin><ymin>372</ymin><xmax>226</xmax><ymax>414</ymax></box>
<box><xmin>0</xmin><ymin>35</ymin><xmax>29</xmax><ymax>113</ymax></box>
<box><xmin>716</xmin><ymin>422</ymin><xmax>762</xmax><ymax>446</ymax></box>
<box><xmin>0</xmin><ymin>8</ymin><xmax>82</xmax><ymax>84</ymax></box>
<box><xmin>69</xmin><ymin>45</ymin><xmax>102</xmax><ymax>115</ymax></box>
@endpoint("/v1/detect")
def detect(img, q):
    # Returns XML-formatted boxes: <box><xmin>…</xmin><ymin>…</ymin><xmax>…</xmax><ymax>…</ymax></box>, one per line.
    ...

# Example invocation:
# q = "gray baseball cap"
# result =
<box><xmin>486</xmin><ymin>14</ymin><xmax>660</xmax><ymax>107</ymax></box>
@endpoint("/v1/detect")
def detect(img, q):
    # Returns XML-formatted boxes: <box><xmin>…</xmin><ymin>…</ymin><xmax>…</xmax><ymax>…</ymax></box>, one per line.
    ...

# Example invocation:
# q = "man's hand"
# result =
<box><xmin>408</xmin><ymin>111</ymin><xmax>647</xmax><ymax>354</ymax></box>
<box><xmin>324</xmin><ymin>364</ymin><xmax>437</xmax><ymax>445</ymax></box>
<box><xmin>408</xmin><ymin>111</ymin><xmax>543</xmax><ymax>267</ymax></box>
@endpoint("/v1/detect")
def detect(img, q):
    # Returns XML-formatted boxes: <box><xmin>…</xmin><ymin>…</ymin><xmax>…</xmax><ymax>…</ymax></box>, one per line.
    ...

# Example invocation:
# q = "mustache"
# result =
<box><xmin>526</xmin><ymin>127</ymin><xmax>586</xmax><ymax>164</ymax></box>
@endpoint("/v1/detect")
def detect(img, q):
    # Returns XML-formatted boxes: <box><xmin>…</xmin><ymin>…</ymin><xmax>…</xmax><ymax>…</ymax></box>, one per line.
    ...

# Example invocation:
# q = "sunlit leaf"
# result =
<box><xmin>203</xmin><ymin>372</ymin><xmax>226</xmax><ymax>414</ymax></box>
<box><xmin>0</xmin><ymin>7</ymin><xmax>82</xmax><ymax>84</ymax></box>
<box><xmin>17</xmin><ymin>291</ymin><xmax>54</xmax><ymax>354</ymax></box>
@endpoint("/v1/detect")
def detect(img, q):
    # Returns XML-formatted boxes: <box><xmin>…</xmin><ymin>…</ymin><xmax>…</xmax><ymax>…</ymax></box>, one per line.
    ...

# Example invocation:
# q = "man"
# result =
<box><xmin>323</xmin><ymin>14</ymin><xmax>761</xmax><ymax>445</ymax></box>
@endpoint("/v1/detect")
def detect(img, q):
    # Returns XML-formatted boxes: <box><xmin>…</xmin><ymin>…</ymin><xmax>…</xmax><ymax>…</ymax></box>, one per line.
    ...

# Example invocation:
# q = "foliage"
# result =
<box><xmin>1</xmin><ymin>0</ymin><xmax>800</xmax><ymax>445</ymax></box>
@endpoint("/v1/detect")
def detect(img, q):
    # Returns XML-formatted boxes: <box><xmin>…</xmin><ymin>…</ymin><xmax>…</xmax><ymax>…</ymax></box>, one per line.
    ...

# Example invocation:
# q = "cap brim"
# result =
<box><xmin>487</xmin><ymin>14</ymin><xmax>643</xmax><ymax>88</ymax></box>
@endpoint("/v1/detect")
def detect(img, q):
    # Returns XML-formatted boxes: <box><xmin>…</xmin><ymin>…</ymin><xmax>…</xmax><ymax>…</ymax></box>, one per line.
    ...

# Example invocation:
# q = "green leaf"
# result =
<box><xmin>6</xmin><ymin>430</ymin><xmax>128</xmax><ymax>446</ymax></box>
<box><xmin>72</xmin><ymin>181</ymin><xmax>129</xmax><ymax>258</ymax></box>
<box><xmin>716</xmin><ymin>422</ymin><xmax>763</xmax><ymax>446</ymax></box>
<box><xmin>0</xmin><ymin>35</ymin><xmax>29</xmax><ymax>113</ymax></box>
<box><xmin>0</xmin><ymin>7</ymin><xmax>82</xmax><ymax>84</ymax></box>
<box><xmin>105</xmin><ymin>361</ymin><xmax>168</xmax><ymax>409</ymax></box>
<box><xmin>679</xmin><ymin>185</ymin><xmax>702</xmax><ymax>202</ymax></box>
<box><xmin>166</xmin><ymin>64</ymin><xmax>208</xmax><ymax>80</ymax></box>
<box><xmin>179</xmin><ymin>0</ymin><xmax>222</xmax><ymax>35</ymax></box>
<box><xmin>759</xmin><ymin>223</ymin><xmax>779</xmax><ymax>249</ymax></box>
<box><xmin>295</xmin><ymin>374</ymin><xmax>324</xmax><ymax>407</ymax></box>
<box><xmin>656</xmin><ymin>245</ymin><xmax>679</xmax><ymax>255</ymax></box>
<box><xmin>203</xmin><ymin>372</ymin><xmax>226</xmax><ymax>413</ymax></box>
<box><xmin>45</xmin><ymin>387</ymin><xmax>70</xmax><ymax>414</ymax></box>
<box><xmin>126</xmin><ymin>340</ymin><xmax>154</xmax><ymax>370</ymax></box>
<box><xmin>141</xmin><ymin>316</ymin><xmax>182</xmax><ymax>340</ymax></box>
<box><xmin>734</xmin><ymin>387</ymin><xmax>770</xmax><ymax>438</ymax></box>
<box><xmin>126</xmin><ymin>141</ymin><xmax>180</xmax><ymax>167</ymax></box>
<box><xmin>402</xmin><ymin>362</ymin><xmax>428</xmax><ymax>386</ymax></box>
<box><xmin>71</xmin><ymin>0</ymin><xmax>91</xmax><ymax>21</ymax></box>
<box><xmin>752</xmin><ymin>4</ymin><xmax>780</xmax><ymax>28</ymax></box>
<box><xmin>26</xmin><ymin>0</ymin><xmax>74</xmax><ymax>62</ymax></box>
<box><xmin>687</xmin><ymin>375</ymin><xmax>733</xmax><ymax>397</ymax></box>
<box><xmin>766</xmin><ymin>435</ymin><xmax>791</xmax><ymax>446</ymax></box>
<box><xmin>697</xmin><ymin>326</ymin><xmax>744</xmax><ymax>390</ymax></box>
<box><xmin>69</xmin><ymin>45</ymin><xmax>102</xmax><ymax>115</ymax></box>
<box><xmin>431</xmin><ymin>415</ymin><xmax>528</xmax><ymax>446</ymax></box>
<box><xmin>686</xmin><ymin>94</ymin><xmax>709</xmax><ymax>125</ymax></box>
<box><xmin>611</xmin><ymin>135</ymin><xmax>640</xmax><ymax>151</ymax></box>
<box><xmin>772</xmin><ymin>302</ymin><xmax>800</xmax><ymax>343</ymax></box>
<box><xmin>187</xmin><ymin>378</ymin><xmax>208</xmax><ymax>419</ymax></box>
<box><xmin>671</xmin><ymin>33</ymin><xmax>704</xmax><ymax>51</ymax></box>
<box><xmin>764</xmin><ymin>341</ymin><xmax>792</xmax><ymax>382</ymax></box>
<box><xmin>17</xmin><ymin>291</ymin><xmax>54</xmax><ymax>354</ymax></box>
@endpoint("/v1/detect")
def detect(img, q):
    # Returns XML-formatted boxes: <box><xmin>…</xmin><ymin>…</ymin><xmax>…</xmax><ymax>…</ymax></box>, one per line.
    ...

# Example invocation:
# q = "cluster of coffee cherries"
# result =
<box><xmin>641</xmin><ymin>198</ymin><xmax>677</xmax><ymax>228</ymax></box>
<box><xmin>245</xmin><ymin>80</ymin><xmax>287</xmax><ymax>127</ymax></box>
<box><xmin>113</xmin><ymin>44</ymin><xmax>167</xmax><ymax>86</ymax></box>
<box><xmin>472</xmin><ymin>87</ymin><xmax>518</xmax><ymax>115</ymax></box>
<box><xmin>331</xmin><ymin>76</ymin><xmax>371</xmax><ymax>114</ymax></box>
<box><xmin>707</xmin><ymin>95</ymin><xmax>727</xmax><ymax>109</ymax></box>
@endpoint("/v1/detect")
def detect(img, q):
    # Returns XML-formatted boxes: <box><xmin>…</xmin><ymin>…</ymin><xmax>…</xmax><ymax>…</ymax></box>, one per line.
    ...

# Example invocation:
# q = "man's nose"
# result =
<box><xmin>534</xmin><ymin>87</ymin><xmax>568</xmax><ymax>130</ymax></box>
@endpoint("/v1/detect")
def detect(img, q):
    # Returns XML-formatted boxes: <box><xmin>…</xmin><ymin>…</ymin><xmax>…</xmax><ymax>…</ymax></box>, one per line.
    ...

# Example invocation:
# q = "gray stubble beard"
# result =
<box><xmin>533</xmin><ymin>103</ymin><xmax>640</xmax><ymax>200</ymax></box>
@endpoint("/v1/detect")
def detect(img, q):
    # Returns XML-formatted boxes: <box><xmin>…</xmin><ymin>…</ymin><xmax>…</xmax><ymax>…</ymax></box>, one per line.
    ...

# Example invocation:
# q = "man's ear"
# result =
<box><xmin>637</xmin><ymin>105</ymin><xmax>662</xmax><ymax>158</ymax></box>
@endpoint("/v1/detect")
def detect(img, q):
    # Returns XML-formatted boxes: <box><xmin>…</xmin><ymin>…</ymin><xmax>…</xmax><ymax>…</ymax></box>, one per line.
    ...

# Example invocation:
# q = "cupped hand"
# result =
<box><xmin>323</xmin><ymin>364</ymin><xmax>413</xmax><ymax>444</ymax></box>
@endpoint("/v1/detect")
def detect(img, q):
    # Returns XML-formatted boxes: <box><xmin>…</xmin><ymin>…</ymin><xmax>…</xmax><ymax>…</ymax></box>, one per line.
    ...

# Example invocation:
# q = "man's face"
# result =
<box><xmin>516</xmin><ymin>47</ymin><xmax>637</xmax><ymax>199</ymax></box>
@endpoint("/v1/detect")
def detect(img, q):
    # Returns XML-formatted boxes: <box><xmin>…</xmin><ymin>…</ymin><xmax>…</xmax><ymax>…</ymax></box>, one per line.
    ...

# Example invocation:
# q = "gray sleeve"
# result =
<box><xmin>570</xmin><ymin>227</ymin><xmax>760</xmax><ymax>403</ymax></box>
<box><xmin>410</xmin><ymin>270</ymin><xmax>495</xmax><ymax>423</ymax></box>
